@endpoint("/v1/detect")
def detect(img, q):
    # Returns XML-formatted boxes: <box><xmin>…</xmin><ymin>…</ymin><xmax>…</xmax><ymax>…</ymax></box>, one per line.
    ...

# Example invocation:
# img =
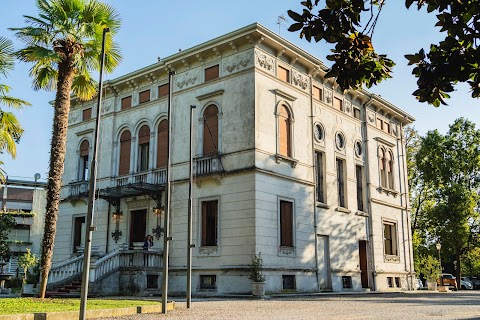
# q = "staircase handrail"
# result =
<box><xmin>91</xmin><ymin>249</ymin><xmax>121</xmax><ymax>281</ymax></box>
<box><xmin>48</xmin><ymin>255</ymin><xmax>84</xmax><ymax>284</ymax></box>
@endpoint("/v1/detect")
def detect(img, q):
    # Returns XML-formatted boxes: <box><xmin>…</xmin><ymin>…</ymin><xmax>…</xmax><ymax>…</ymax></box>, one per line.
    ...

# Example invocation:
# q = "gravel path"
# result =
<box><xmin>99</xmin><ymin>292</ymin><xmax>480</xmax><ymax>320</ymax></box>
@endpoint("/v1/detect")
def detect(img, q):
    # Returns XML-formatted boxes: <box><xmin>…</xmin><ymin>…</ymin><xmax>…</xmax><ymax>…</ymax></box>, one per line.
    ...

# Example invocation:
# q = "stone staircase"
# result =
<box><xmin>45</xmin><ymin>278</ymin><xmax>83</xmax><ymax>298</ymax></box>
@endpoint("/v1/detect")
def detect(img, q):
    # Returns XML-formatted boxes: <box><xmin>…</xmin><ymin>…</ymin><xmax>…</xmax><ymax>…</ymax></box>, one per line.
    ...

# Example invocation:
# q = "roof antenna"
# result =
<box><xmin>276</xmin><ymin>14</ymin><xmax>288</xmax><ymax>35</ymax></box>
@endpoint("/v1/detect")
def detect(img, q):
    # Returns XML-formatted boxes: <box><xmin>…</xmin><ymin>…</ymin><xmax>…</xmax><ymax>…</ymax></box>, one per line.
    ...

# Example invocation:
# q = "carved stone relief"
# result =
<box><xmin>69</xmin><ymin>111</ymin><xmax>79</xmax><ymax>124</ymax></box>
<box><xmin>223</xmin><ymin>50</ymin><xmax>253</xmax><ymax>74</ymax></box>
<box><xmin>292</xmin><ymin>70</ymin><xmax>308</xmax><ymax>90</ymax></box>
<box><xmin>367</xmin><ymin>110</ymin><xmax>376</xmax><ymax>123</ymax></box>
<box><xmin>176</xmin><ymin>69</ymin><xmax>200</xmax><ymax>89</ymax></box>
<box><xmin>324</xmin><ymin>89</ymin><xmax>333</xmax><ymax>105</ymax></box>
<box><xmin>344</xmin><ymin>100</ymin><xmax>352</xmax><ymax>113</ymax></box>
<box><xmin>254</xmin><ymin>50</ymin><xmax>275</xmax><ymax>75</ymax></box>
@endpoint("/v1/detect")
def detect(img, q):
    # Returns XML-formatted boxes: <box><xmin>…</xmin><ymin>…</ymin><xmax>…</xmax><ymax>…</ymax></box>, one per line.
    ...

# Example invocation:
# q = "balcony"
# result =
<box><xmin>115</xmin><ymin>168</ymin><xmax>166</xmax><ymax>187</ymax></box>
<box><xmin>67</xmin><ymin>180</ymin><xmax>89</xmax><ymax>198</ymax></box>
<box><xmin>195</xmin><ymin>154</ymin><xmax>223</xmax><ymax>176</ymax></box>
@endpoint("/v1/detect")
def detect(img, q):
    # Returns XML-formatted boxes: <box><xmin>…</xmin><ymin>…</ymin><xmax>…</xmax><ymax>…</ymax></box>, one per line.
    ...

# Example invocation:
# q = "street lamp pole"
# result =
<box><xmin>436</xmin><ymin>243</ymin><xmax>442</xmax><ymax>286</ymax></box>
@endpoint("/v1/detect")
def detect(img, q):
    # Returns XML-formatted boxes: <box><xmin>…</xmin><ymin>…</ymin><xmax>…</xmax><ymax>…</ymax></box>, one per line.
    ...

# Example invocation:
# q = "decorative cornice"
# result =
<box><xmin>374</xmin><ymin>137</ymin><xmax>396</xmax><ymax>147</ymax></box>
<box><xmin>75</xmin><ymin>129</ymin><xmax>94</xmax><ymax>136</ymax></box>
<box><xmin>273</xmin><ymin>89</ymin><xmax>297</xmax><ymax>101</ymax></box>
<box><xmin>196</xmin><ymin>89</ymin><xmax>225</xmax><ymax>101</ymax></box>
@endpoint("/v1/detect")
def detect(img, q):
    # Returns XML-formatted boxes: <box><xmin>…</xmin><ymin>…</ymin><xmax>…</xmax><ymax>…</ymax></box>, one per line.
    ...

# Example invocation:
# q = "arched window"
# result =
<box><xmin>203</xmin><ymin>105</ymin><xmax>218</xmax><ymax>156</ymax></box>
<box><xmin>157</xmin><ymin>120</ymin><xmax>168</xmax><ymax>168</ymax></box>
<box><xmin>278</xmin><ymin>105</ymin><xmax>292</xmax><ymax>157</ymax></box>
<box><xmin>138</xmin><ymin>125</ymin><xmax>150</xmax><ymax>172</ymax></box>
<box><xmin>119</xmin><ymin>130</ymin><xmax>131</xmax><ymax>176</ymax></box>
<box><xmin>387</xmin><ymin>151</ymin><xmax>394</xmax><ymax>189</ymax></box>
<box><xmin>79</xmin><ymin>140</ymin><xmax>89</xmax><ymax>181</ymax></box>
<box><xmin>380</xmin><ymin>149</ymin><xmax>387</xmax><ymax>188</ymax></box>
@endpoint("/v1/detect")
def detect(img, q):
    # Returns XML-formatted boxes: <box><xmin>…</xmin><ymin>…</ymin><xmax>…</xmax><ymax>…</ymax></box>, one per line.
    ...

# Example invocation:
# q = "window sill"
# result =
<box><xmin>378</xmin><ymin>187</ymin><xmax>399</xmax><ymax>197</ymax></box>
<box><xmin>355</xmin><ymin>211</ymin><xmax>368</xmax><ymax>217</ymax></box>
<box><xmin>275</xmin><ymin>154</ymin><xmax>299</xmax><ymax>168</ymax></box>
<box><xmin>384</xmin><ymin>254</ymin><xmax>400</xmax><ymax>263</ymax></box>
<box><xmin>335</xmin><ymin>207</ymin><xmax>351</xmax><ymax>214</ymax></box>
<box><xmin>316</xmin><ymin>202</ymin><xmax>329</xmax><ymax>209</ymax></box>
<box><xmin>278</xmin><ymin>246</ymin><xmax>296</xmax><ymax>257</ymax></box>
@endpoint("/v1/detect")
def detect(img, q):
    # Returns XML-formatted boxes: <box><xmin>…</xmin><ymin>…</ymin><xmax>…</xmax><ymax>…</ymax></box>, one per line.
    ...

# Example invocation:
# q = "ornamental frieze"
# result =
<box><xmin>292</xmin><ymin>70</ymin><xmax>308</xmax><ymax>90</ymax></box>
<box><xmin>254</xmin><ymin>50</ymin><xmax>275</xmax><ymax>74</ymax></box>
<box><xmin>176</xmin><ymin>69</ymin><xmax>200</xmax><ymax>89</ymax></box>
<box><xmin>223</xmin><ymin>50</ymin><xmax>252</xmax><ymax>74</ymax></box>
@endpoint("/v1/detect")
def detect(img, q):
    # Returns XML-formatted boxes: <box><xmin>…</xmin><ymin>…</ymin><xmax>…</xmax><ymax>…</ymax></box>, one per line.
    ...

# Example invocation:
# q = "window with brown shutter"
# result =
<box><xmin>280</xmin><ymin>200</ymin><xmax>293</xmax><ymax>247</ymax></box>
<box><xmin>201</xmin><ymin>200</ymin><xmax>218</xmax><ymax>246</ymax></box>
<box><xmin>356</xmin><ymin>165</ymin><xmax>364</xmax><ymax>211</ymax></box>
<box><xmin>377</xmin><ymin>118</ymin><xmax>384</xmax><ymax>130</ymax></box>
<box><xmin>138</xmin><ymin>125</ymin><xmax>150</xmax><ymax>172</ymax></box>
<box><xmin>383</xmin><ymin>221</ymin><xmax>398</xmax><ymax>255</ymax></box>
<box><xmin>139</xmin><ymin>89</ymin><xmax>150</xmax><ymax>104</ymax></box>
<box><xmin>203</xmin><ymin>105</ymin><xmax>219</xmax><ymax>156</ymax></box>
<box><xmin>312</xmin><ymin>86</ymin><xmax>322</xmax><ymax>101</ymax></box>
<box><xmin>121</xmin><ymin>96</ymin><xmax>132</xmax><ymax>110</ymax></box>
<box><xmin>79</xmin><ymin>140</ymin><xmax>89</xmax><ymax>181</ymax></box>
<box><xmin>278</xmin><ymin>66</ymin><xmax>290</xmax><ymax>82</ymax></box>
<box><xmin>337</xmin><ymin>158</ymin><xmax>346</xmax><ymax>208</ymax></box>
<box><xmin>387</xmin><ymin>151</ymin><xmax>394</xmax><ymax>189</ymax></box>
<box><xmin>158</xmin><ymin>84</ymin><xmax>169</xmax><ymax>98</ymax></box>
<box><xmin>315</xmin><ymin>151</ymin><xmax>325</xmax><ymax>203</ymax></box>
<box><xmin>278</xmin><ymin>105</ymin><xmax>292</xmax><ymax>157</ymax></box>
<box><xmin>333</xmin><ymin>97</ymin><xmax>343</xmax><ymax>111</ymax></box>
<box><xmin>204</xmin><ymin>65</ymin><xmax>219</xmax><ymax>82</ymax></box>
<box><xmin>384</xmin><ymin>122</ymin><xmax>391</xmax><ymax>134</ymax></box>
<box><xmin>82</xmin><ymin>108</ymin><xmax>92</xmax><ymax>121</ymax></box>
<box><xmin>118</xmin><ymin>130</ymin><xmax>131</xmax><ymax>176</ymax></box>
<box><xmin>380</xmin><ymin>149</ymin><xmax>387</xmax><ymax>188</ymax></box>
<box><xmin>354</xmin><ymin>108</ymin><xmax>361</xmax><ymax>119</ymax></box>
<box><xmin>157</xmin><ymin>120</ymin><xmax>168</xmax><ymax>168</ymax></box>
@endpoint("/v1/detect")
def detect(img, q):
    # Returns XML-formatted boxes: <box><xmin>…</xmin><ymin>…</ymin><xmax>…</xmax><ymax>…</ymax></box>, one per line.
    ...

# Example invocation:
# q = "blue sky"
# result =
<box><xmin>1</xmin><ymin>0</ymin><xmax>479</xmax><ymax>180</ymax></box>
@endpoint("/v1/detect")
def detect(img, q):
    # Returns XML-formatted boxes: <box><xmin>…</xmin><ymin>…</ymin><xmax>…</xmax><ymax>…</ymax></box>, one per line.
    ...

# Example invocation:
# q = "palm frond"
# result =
<box><xmin>0</xmin><ymin>110</ymin><xmax>23</xmax><ymax>158</ymax></box>
<box><xmin>30</xmin><ymin>64</ymin><xmax>58</xmax><ymax>91</ymax></box>
<box><xmin>72</xmin><ymin>71</ymin><xmax>98</xmax><ymax>101</ymax></box>
<box><xmin>0</xmin><ymin>37</ymin><xmax>15</xmax><ymax>77</ymax></box>
<box><xmin>0</xmin><ymin>95</ymin><xmax>31</xmax><ymax>109</ymax></box>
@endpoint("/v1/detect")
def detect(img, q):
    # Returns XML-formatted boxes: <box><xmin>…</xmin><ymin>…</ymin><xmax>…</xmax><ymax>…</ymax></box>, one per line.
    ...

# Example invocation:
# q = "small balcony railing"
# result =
<box><xmin>195</xmin><ymin>154</ymin><xmax>223</xmax><ymax>176</ymax></box>
<box><xmin>68</xmin><ymin>180</ymin><xmax>89</xmax><ymax>198</ymax></box>
<box><xmin>115</xmin><ymin>168</ymin><xmax>167</xmax><ymax>187</ymax></box>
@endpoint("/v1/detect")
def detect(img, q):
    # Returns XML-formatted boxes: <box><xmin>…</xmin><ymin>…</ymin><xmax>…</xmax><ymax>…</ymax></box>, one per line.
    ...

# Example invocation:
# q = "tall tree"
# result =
<box><xmin>0</xmin><ymin>37</ymin><xmax>30</xmax><ymax>181</ymax></box>
<box><xmin>288</xmin><ymin>1</ymin><xmax>480</xmax><ymax>107</ymax></box>
<box><xmin>11</xmin><ymin>0</ymin><xmax>121</xmax><ymax>298</ymax></box>
<box><xmin>416</xmin><ymin>118</ymin><xmax>480</xmax><ymax>287</ymax></box>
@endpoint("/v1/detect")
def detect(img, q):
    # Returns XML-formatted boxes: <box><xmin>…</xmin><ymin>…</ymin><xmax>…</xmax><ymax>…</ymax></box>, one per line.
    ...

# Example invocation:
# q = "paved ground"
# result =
<box><xmin>99</xmin><ymin>291</ymin><xmax>480</xmax><ymax>320</ymax></box>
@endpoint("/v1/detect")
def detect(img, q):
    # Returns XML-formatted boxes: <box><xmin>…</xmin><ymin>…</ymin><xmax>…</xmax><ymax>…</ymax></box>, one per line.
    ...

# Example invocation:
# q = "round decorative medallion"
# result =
<box><xmin>335</xmin><ymin>132</ymin><xmax>345</xmax><ymax>150</ymax></box>
<box><xmin>314</xmin><ymin>123</ymin><xmax>324</xmax><ymax>141</ymax></box>
<box><xmin>355</xmin><ymin>141</ymin><xmax>363</xmax><ymax>157</ymax></box>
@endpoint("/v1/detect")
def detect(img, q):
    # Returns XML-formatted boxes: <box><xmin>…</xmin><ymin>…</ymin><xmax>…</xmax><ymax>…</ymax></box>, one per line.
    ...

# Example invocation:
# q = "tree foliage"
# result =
<box><xmin>11</xmin><ymin>0</ymin><xmax>122</xmax><ymax>298</ymax></box>
<box><xmin>415</xmin><ymin>118</ymin><xmax>480</xmax><ymax>283</ymax></box>
<box><xmin>0</xmin><ymin>212</ymin><xmax>16</xmax><ymax>271</ymax></box>
<box><xmin>288</xmin><ymin>0</ymin><xmax>480</xmax><ymax>107</ymax></box>
<box><xmin>0</xmin><ymin>37</ymin><xmax>31</xmax><ymax>182</ymax></box>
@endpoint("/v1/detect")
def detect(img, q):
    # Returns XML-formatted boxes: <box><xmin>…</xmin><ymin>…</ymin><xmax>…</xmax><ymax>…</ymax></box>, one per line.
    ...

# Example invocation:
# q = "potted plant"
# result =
<box><xmin>18</xmin><ymin>249</ymin><xmax>38</xmax><ymax>294</ymax></box>
<box><xmin>420</xmin><ymin>255</ymin><xmax>441</xmax><ymax>291</ymax></box>
<box><xmin>248</xmin><ymin>252</ymin><xmax>266</xmax><ymax>297</ymax></box>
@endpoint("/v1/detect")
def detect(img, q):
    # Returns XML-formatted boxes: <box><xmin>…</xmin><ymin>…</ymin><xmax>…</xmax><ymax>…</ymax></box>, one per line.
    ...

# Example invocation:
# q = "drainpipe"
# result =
<box><xmin>395</xmin><ymin>123</ymin><xmax>408</xmax><ymax>277</ymax></box>
<box><xmin>309</xmin><ymin>73</ymin><xmax>320</xmax><ymax>292</ymax></box>
<box><xmin>105</xmin><ymin>203</ymin><xmax>111</xmax><ymax>254</ymax></box>
<box><xmin>399</xmin><ymin>122</ymin><xmax>414</xmax><ymax>290</ymax></box>
<box><xmin>362</xmin><ymin>94</ymin><xmax>376</xmax><ymax>291</ymax></box>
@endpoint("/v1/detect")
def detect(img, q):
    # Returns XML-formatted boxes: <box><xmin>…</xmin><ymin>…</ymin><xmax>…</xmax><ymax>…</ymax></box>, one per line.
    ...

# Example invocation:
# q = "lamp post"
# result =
<box><xmin>436</xmin><ymin>243</ymin><xmax>442</xmax><ymax>286</ymax></box>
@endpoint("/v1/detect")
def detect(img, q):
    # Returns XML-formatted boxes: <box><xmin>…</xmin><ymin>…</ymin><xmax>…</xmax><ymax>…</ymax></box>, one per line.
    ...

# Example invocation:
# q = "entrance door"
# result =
<box><xmin>317</xmin><ymin>235</ymin><xmax>332</xmax><ymax>290</ymax></box>
<box><xmin>130</xmin><ymin>209</ymin><xmax>147</xmax><ymax>248</ymax></box>
<box><xmin>359</xmin><ymin>240</ymin><xmax>369</xmax><ymax>288</ymax></box>
<box><xmin>73</xmin><ymin>216</ymin><xmax>86</xmax><ymax>253</ymax></box>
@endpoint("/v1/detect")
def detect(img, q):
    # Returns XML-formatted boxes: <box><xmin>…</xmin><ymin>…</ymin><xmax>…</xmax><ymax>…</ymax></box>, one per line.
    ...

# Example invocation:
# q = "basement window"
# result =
<box><xmin>200</xmin><ymin>275</ymin><xmax>216</xmax><ymax>290</ymax></box>
<box><xmin>342</xmin><ymin>276</ymin><xmax>352</xmax><ymax>289</ymax></box>
<box><xmin>146</xmin><ymin>274</ymin><xmax>159</xmax><ymax>289</ymax></box>
<box><xmin>282</xmin><ymin>275</ymin><xmax>296</xmax><ymax>290</ymax></box>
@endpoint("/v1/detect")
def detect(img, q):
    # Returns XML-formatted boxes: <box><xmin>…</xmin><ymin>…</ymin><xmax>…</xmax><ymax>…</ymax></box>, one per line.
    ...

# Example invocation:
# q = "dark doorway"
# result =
<box><xmin>73</xmin><ymin>216</ymin><xmax>86</xmax><ymax>253</ymax></box>
<box><xmin>130</xmin><ymin>209</ymin><xmax>147</xmax><ymax>248</ymax></box>
<box><xmin>359</xmin><ymin>240</ymin><xmax>369</xmax><ymax>288</ymax></box>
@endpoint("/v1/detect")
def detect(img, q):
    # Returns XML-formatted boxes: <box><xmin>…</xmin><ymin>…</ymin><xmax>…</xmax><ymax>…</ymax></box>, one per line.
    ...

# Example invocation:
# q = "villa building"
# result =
<box><xmin>49</xmin><ymin>23</ymin><xmax>415</xmax><ymax>295</ymax></box>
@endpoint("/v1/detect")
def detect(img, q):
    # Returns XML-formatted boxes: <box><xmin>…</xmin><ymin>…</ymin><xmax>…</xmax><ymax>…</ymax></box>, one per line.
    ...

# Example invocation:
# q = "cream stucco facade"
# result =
<box><xmin>52</xmin><ymin>23</ymin><xmax>415</xmax><ymax>295</ymax></box>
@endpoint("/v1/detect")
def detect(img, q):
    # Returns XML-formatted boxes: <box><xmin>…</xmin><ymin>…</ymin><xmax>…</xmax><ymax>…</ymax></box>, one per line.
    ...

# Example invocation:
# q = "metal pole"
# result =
<box><xmin>79</xmin><ymin>27</ymin><xmax>109</xmax><ymax>320</ymax></box>
<box><xmin>187</xmin><ymin>105</ymin><xmax>195</xmax><ymax>308</ymax></box>
<box><xmin>162</xmin><ymin>70</ymin><xmax>175</xmax><ymax>314</ymax></box>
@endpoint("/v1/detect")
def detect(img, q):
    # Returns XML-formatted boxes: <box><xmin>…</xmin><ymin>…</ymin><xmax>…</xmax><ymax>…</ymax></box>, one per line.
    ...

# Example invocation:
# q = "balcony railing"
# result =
<box><xmin>195</xmin><ymin>154</ymin><xmax>223</xmax><ymax>176</ymax></box>
<box><xmin>115</xmin><ymin>169</ymin><xmax>167</xmax><ymax>187</ymax></box>
<box><xmin>68</xmin><ymin>180</ymin><xmax>89</xmax><ymax>198</ymax></box>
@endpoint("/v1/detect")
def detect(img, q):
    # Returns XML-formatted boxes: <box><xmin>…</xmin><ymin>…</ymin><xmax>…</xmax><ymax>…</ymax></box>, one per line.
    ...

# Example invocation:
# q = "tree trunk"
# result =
<box><xmin>38</xmin><ymin>61</ymin><xmax>74</xmax><ymax>298</ymax></box>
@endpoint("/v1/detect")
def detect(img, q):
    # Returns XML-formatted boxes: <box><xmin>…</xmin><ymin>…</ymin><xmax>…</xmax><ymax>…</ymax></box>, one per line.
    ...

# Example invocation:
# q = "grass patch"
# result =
<box><xmin>0</xmin><ymin>298</ymin><xmax>160</xmax><ymax>315</ymax></box>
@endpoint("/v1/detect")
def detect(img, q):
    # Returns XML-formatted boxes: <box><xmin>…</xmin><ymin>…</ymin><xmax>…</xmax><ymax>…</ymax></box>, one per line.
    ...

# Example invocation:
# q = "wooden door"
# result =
<box><xmin>359</xmin><ymin>240</ymin><xmax>369</xmax><ymax>288</ymax></box>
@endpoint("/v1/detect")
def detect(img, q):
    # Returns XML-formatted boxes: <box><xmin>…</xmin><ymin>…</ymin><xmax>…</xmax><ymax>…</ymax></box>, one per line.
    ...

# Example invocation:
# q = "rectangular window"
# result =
<box><xmin>200</xmin><ymin>275</ymin><xmax>216</xmax><ymax>290</ymax></box>
<box><xmin>278</xmin><ymin>66</ymin><xmax>290</xmax><ymax>82</ymax></box>
<box><xmin>333</xmin><ymin>97</ymin><xmax>343</xmax><ymax>111</ymax></box>
<box><xmin>356</xmin><ymin>165</ymin><xmax>364</xmax><ymax>212</ymax></box>
<box><xmin>139</xmin><ymin>89</ymin><xmax>150</xmax><ymax>104</ymax></box>
<box><xmin>280</xmin><ymin>200</ymin><xmax>293</xmax><ymax>247</ymax></box>
<box><xmin>138</xmin><ymin>143</ymin><xmax>149</xmax><ymax>172</ymax></box>
<box><xmin>121</xmin><ymin>96</ymin><xmax>132</xmax><ymax>110</ymax></box>
<box><xmin>8</xmin><ymin>224</ymin><xmax>30</xmax><ymax>242</ymax></box>
<box><xmin>146</xmin><ymin>275</ymin><xmax>159</xmax><ymax>289</ymax></box>
<box><xmin>377</xmin><ymin>118</ymin><xmax>384</xmax><ymax>130</ymax></box>
<box><xmin>336</xmin><ymin>158</ymin><xmax>346</xmax><ymax>208</ymax></box>
<box><xmin>80</xmin><ymin>155</ymin><xmax>89</xmax><ymax>181</ymax></box>
<box><xmin>82</xmin><ymin>108</ymin><xmax>92</xmax><ymax>121</ymax></box>
<box><xmin>342</xmin><ymin>276</ymin><xmax>353</xmax><ymax>289</ymax></box>
<box><xmin>383</xmin><ymin>221</ymin><xmax>398</xmax><ymax>256</ymax></box>
<box><xmin>201</xmin><ymin>200</ymin><xmax>218</xmax><ymax>246</ymax></box>
<box><xmin>158</xmin><ymin>83</ymin><xmax>169</xmax><ymax>98</ymax></box>
<box><xmin>395</xmin><ymin>277</ymin><xmax>401</xmax><ymax>288</ymax></box>
<box><xmin>73</xmin><ymin>216</ymin><xmax>86</xmax><ymax>253</ymax></box>
<box><xmin>384</xmin><ymin>122</ymin><xmax>391</xmax><ymax>134</ymax></box>
<box><xmin>353</xmin><ymin>108</ymin><xmax>361</xmax><ymax>119</ymax></box>
<box><xmin>204</xmin><ymin>65</ymin><xmax>219</xmax><ymax>82</ymax></box>
<box><xmin>312</xmin><ymin>85</ymin><xmax>322</xmax><ymax>101</ymax></box>
<box><xmin>282</xmin><ymin>275</ymin><xmax>296</xmax><ymax>290</ymax></box>
<box><xmin>315</xmin><ymin>151</ymin><xmax>325</xmax><ymax>203</ymax></box>
<box><xmin>387</xmin><ymin>277</ymin><xmax>394</xmax><ymax>288</ymax></box>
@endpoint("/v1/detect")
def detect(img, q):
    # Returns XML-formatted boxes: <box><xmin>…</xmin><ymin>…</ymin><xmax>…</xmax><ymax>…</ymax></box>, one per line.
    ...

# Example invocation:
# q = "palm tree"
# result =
<box><xmin>0</xmin><ymin>37</ymin><xmax>31</xmax><ymax>182</ymax></box>
<box><xmin>11</xmin><ymin>0</ymin><xmax>121</xmax><ymax>298</ymax></box>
